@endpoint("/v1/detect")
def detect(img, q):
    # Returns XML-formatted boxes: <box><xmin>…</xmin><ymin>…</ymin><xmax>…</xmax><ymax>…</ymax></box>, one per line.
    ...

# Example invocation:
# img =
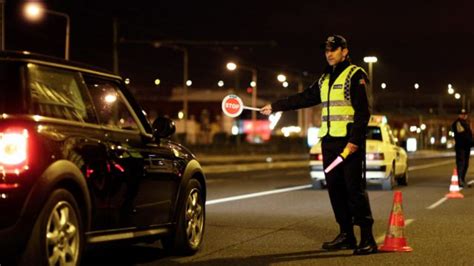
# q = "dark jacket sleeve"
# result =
<box><xmin>453</xmin><ymin>119</ymin><xmax>473</xmax><ymax>147</ymax></box>
<box><xmin>271</xmin><ymin>81</ymin><xmax>321</xmax><ymax>112</ymax></box>
<box><xmin>348</xmin><ymin>69</ymin><xmax>371</xmax><ymax>146</ymax></box>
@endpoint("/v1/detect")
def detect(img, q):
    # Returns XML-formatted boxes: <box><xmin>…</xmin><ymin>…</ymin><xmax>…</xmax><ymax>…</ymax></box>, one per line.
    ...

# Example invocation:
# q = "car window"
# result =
<box><xmin>84</xmin><ymin>77</ymin><xmax>139</xmax><ymax>131</ymax></box>
<box><xmin>367</xmin><ymin>126</ymin><xmax>382</xmax><ymax>141</ymax></box>
<box><xmin>27</xmin><ymin>64</ymin><xmax>95</xmax><ymax>122</ymax></box>
<box><xmin>118</xmin><ymin>85</ymin><xmax>153</xmax><ymax>134</ymax></box>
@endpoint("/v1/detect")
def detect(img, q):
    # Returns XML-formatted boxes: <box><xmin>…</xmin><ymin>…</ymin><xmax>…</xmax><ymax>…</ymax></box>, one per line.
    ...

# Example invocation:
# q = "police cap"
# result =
<box><xmin>321</xmin><ymin>35</ymin><xmax>348</xmax><ymax>51</ymax></box>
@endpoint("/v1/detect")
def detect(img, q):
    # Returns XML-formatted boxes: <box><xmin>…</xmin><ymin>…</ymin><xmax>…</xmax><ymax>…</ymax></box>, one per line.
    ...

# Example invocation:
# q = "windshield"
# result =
<box><xmin>0</xmin><ymin>61</ymin><xmax>23</xmax><ymax>114</ymax></box>
<box><xmin>367</xmin><ymin>126</ymin><xmax>383</xmax><ymax>141</ymax></box>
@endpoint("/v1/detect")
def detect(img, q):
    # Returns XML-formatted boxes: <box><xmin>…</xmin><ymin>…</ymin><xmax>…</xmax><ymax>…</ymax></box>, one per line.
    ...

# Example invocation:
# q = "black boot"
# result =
<box><xmin>354</xmin><ymin>226</ymin><xmax>378</xmax><ymax>255</ymax></box>
<box><xmin>322</xmin><ymin>232</ymin><xmax>357</xmax><ymax>250</ymax></box>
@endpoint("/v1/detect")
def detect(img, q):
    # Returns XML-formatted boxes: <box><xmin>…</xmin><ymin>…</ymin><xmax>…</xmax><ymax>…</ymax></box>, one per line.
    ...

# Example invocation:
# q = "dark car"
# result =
<box><xmin>0</xmin><ymin>51</ymin><xmax>206</xmax><ymax>265</ymax></box>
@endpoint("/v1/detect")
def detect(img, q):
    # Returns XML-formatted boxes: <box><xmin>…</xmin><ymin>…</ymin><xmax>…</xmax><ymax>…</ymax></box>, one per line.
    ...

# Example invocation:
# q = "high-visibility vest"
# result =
<box><xmin>318</xmin><ymin>65</ymin><xmax>364</xmax><ymax>138</ymax></box>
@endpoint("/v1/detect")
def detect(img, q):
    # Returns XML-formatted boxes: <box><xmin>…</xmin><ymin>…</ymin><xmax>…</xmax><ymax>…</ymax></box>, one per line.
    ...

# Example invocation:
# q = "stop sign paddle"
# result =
<box><xmin>221</xmin><ymin>94</ymin><xmax>261</xmax><ymax>118</ymax></box>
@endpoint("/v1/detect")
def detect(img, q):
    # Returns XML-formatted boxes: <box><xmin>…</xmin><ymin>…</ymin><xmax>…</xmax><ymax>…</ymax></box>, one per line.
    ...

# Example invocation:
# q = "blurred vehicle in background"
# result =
<box><xmin>309</xmin><ymin>115</ymin><xmax>408</xmax><ymax>190</ymax></box>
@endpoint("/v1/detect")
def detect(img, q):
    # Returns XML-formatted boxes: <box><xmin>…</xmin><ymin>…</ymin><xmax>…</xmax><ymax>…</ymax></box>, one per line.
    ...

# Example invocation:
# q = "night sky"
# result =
<box><xmin>5</xmin><ymin>0</ymin><xmax>474</xmax><ymax>103</ymax></box>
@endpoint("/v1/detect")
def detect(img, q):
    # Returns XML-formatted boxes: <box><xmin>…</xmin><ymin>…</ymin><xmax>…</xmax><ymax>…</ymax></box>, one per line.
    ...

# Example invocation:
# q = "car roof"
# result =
<box><xmin>0</xmin><ymin>50</ymin><xmax>120</xmax><ymax>79</ymax></box>
<box><xmin>367</xmin><ymin>123</ymin><xmax>381</xmax><ymax>127</ymax></box>
<box><xmin>369</xmin><ymin>115</ymin><xmax>387</xmax><ymax>123</ymax></box>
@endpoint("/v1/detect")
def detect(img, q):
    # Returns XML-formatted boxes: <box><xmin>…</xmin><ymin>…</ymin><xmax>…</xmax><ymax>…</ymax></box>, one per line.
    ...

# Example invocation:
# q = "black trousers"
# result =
<box><xmin>322</xmin><ymin>138</ymin><xmax>374</xmax><ymax>232</ymax></box>
<box><xmin>455</xmin><ymin>147</ymin><xmax>470</xmax><ymax>184</ymax></box>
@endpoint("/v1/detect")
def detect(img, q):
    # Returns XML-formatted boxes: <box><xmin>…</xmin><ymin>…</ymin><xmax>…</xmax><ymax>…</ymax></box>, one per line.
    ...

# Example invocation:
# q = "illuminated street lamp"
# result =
<box><xmin>217</xmin><ymin>80</ymin><xmax>224</xmax><ymax>87</ymax></box>
<box><xmin>154</xmin><ymin>79</ymin><xmax>161</xmax><ymax>86</ymax></box>
<box><xmin>381</xmin><ymin>83</ymin><xmax>387</xmax><ymax>89</ymax></box>
<box><xmin>448</xmin><ymin>87</ymin><xmax>455</xmax><ymax>95</ymax></box>
<box><xmin>363</xmin><ymin>56</ymin><xmax>378</xmax><ymax>63</ymax></box>
<box><xmin>363</xmin><ymin>56</ymin><xmax>377</xmax><ymax>108</ymax></box>
<box><xmin>448</xmin><ymin>85</ymin><xmax>468</xmax><ymax>109</ymax></box>
<box><xmin>226</xmin><ymin>62</ymin><xmax>237</xmax><ymax>71</ymax></box>
<box><xmin>414</xmin><ymin>83</ymin><xmax>420</xmax><ymax>90</ymax></box>
<box><xmin>277</xmin><ymin>74</ymin><xmax>287</xmax><ymax>83</ymax></box>
<box><xmin>23</xmin><ymin>2</ymin><xmax>70</xmax><ymax>60</ymax></box>
<box><xmin>226</xmin><ymin>61</ymin><xmax>258</xmax><ymax>138</ymax></box>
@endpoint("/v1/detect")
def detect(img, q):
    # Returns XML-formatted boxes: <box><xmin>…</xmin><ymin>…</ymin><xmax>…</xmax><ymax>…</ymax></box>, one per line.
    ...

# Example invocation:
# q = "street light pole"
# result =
<box><xmin>112</xmin><ymin>18</ymin><xmax>119</xmax><ymax>74</ymax></box>
<box><xmin>183</xmin><ymin>48</ymin><xmax>189</xmax><ymax>127</ymax></box>
<box><xmin>1</xmin><ymin>0</ymin><xmax>4</xmax><ymax>51</ymax></box>
<box><xmin>297</xmin><ymin>77</ymin><xmax>304</xmax><ymax>135</ymax></box>
<box><xmin>250</xmin><ymin>68</ymin><xmax>257</xmax><ymax>131</ymax></box>
<box><xmin>64</xmin><ymin>12</ymin><xmax>70</xmax><ymax>60</ymax></box>
<box><xmin>363</xmin><ymin>56</ymin><xmax>377</xmax><ymax>110</ymax></box>
<box><xmin>226</xmin><ymin>62</ymin><xmax>258</xmax><ymax>140</ymax></box>
<box><xmin>23</xmin><ymin>3</ymin><xmax>71</xmax><ymax>60</ymax></box>
<box><xmin>40</xmin><ymin>9</ymin><xmax>70</xmax><ymax>60</ymax></box>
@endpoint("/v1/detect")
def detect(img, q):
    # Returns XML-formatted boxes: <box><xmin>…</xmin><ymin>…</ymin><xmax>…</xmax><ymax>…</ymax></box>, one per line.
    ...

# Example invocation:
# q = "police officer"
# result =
<box><xmin>260</xmin><ymin>34</ymin><xmax>377</xmax><ymax>255</ymax></box>
<box><xmin>451</xmin><ymin>108</ymin><xmax>472</xmax><ymax>188</ymax></box>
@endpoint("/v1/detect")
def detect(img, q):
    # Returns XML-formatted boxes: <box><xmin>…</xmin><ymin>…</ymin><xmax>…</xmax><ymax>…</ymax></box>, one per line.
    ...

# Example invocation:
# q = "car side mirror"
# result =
<box><xmin>152</xmin><ymin>116</ymin><xmax>176</xmax><ymax>139</ymax></box>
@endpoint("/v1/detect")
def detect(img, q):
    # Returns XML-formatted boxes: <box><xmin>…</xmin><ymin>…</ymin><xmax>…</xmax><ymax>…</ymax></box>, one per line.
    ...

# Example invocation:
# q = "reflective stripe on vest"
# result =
<box><xmin>319</xmin><ymin>65</ymin><xmax>361</xmax><ymax>138</ymax></box>
<box><xmin>322</xmin><ymin>115</ymin><xmax>354</xmax><ymax>121</ymax></box>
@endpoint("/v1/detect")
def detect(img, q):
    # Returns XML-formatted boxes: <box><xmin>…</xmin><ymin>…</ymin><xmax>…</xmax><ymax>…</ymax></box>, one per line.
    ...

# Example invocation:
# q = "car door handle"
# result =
<box><xmin>148</xmin><ymin>158</ymin><xmax>167</xmax><ymax>168</ymax></box>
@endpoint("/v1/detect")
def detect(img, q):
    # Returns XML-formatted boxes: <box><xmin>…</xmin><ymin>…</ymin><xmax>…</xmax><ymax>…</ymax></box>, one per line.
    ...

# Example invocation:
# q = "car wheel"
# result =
<box><xmin>162</xmin><ymin>179</ymin><xmax>205</xmax><ymax>255</ymax></box>
<box><xmin>397</xmin><ymin>168</ymin><xmax>408</xmax><ymax>186</ymax></box>
<box><xmin>21</xmin><ymin>189</ymin><xmax>83</xmax><ymax>266</ymax></box>
<box><xmin>382</xmin><ymin>163</ymin><xmax>396</xmax><ymax>191</ymax></box>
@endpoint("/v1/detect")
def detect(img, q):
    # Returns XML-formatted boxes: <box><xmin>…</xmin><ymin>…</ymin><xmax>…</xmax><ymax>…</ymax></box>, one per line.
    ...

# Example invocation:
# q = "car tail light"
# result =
<box><xmin>0</xmin><ymin>128</ymin><xmax>29</xmax><ymax>174</ymax></box>
<box><xmin>366</xmin><ymin>153</ymin><xmax>384</xmax><ymax>161</ymax></box>
<box><xmin>310</xmin><ymin>153</ymin><xmax>323</xmax><ymax>161</ymax></box>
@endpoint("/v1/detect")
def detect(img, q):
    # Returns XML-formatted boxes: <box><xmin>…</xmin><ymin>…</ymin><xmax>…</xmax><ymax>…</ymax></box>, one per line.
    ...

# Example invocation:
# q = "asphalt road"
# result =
<box><xmin>83</xmin><ymin>157</ymin><xmax>474</xmax><ymax>265</ymax></box>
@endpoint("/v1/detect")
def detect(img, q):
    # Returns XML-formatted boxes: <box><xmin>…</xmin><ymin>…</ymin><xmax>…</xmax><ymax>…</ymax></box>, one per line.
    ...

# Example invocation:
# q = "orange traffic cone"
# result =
<box><xmin>379</xmin><ymin>190</ymin><xmax>413</xmax><ymax>252</ymax></box>
<box><xmin>446</xmin><ymin>168</ymin><xmax>464</xmax><ymax>199</ymax></box>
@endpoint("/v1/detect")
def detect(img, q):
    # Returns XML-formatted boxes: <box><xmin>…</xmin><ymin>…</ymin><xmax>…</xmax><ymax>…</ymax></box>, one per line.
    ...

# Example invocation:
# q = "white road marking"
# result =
<box><xmin>427</xmin><ymin>197</ymin><xmax>448</xmax><ymax>210</ymax></box>
<box><xmin>206</xmin><ymin>161</ymin><xmax>457</xmax><ymax>207</ymax></box>
<box><xmin>206</xmin><ymin>160</ymin><xmax>454</xmax><ymax>245</ymax></box>
<box><xmin>426</xmin><ymin>178</ymin><xmax>474</xmax><ymax>210</ymax></box>
<box><xmin>206</xmin><ymin>184</ymin><xmax>312</xmax><ymax>205</ymax></box>
<box><xmin>207</xmin><ymin>161</ymin><xmax>466</xmax><ymax>214</ymax></box>
<box><xmin>376</xmin><ymin>218</ymin><xmax>414</xmax><ymax>244</ymax></box>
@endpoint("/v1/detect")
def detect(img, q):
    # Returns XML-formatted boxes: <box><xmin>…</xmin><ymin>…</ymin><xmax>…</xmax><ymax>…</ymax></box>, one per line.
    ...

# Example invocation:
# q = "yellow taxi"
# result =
<box><xmin>309</xmin><ymin>115</ymin><xmax>408</xmax><ymax>190</ymax></box>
